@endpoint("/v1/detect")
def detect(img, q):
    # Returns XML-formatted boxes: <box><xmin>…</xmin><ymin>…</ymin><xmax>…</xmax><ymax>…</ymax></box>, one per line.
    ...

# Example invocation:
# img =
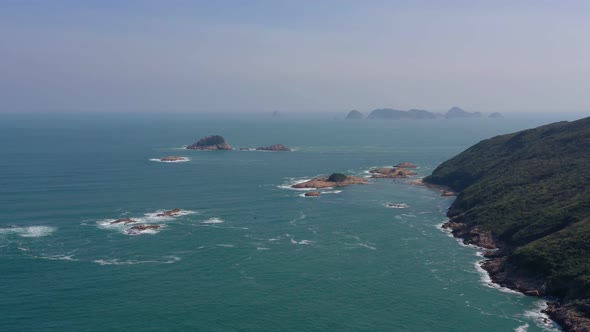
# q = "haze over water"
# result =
<box><xmin>1</xmin><ymin>112</ymin><xmax>583</xmax><ymax>331</ymax></box>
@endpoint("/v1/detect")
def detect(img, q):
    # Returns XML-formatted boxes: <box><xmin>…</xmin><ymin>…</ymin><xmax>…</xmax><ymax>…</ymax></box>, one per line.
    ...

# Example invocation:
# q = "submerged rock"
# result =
<box><xmin>394</xmin><ymin>162</ymin><xmax>418</xmax><ymax>169</ymax></box>
<box><xmin>126</xmin><ymin>225</ymin><xmax>161</xmax><ymax>235</ymax></box>
<box><xmin>256</xmin><ymin>144</ymin><xmax>292</xmax><ymax>151</ymax></box>
<box><xmin>156</xmin><ymin>209</ymin><xmax>182</xmax><ymax>217</ymax></box>
<box><xmin>305</xmin><ymin>191</ymin><xmax>321</xmax><ymax>197</ymax></box>
<box><xmin>186</xmin><ymin>135</ymin><xmax>232</xmax><ymax>150</ymax></box>
<box><xmin>110</xmin><ymin>218</ymin><xmax>138</xmax><ymax>225</ymax></box>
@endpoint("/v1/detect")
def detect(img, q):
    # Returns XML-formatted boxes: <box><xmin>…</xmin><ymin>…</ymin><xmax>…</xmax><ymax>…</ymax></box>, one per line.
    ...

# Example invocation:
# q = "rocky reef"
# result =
<box><xmin>156</xmin><ymin>209</ymin><xmax>182</xmax><ymax>217</ymax></box>
<box><xmin>256</xmin><ymin>144</ymin><xmax>292</xmax><ymax>151</ymax></box>
<box><xmin>159</xmin><ymin>156</ymin><xmax>187</xmax><ymax>162</ymax></box>
<box><xmin>126</xmin><ymin>225</ymin><xmax>161</xmax><ymax>235</ymax></box>
<box><xmin>110</xmin><ymin>218</ymin><xmax>138</xmax><ymax>225</ymax></box>
<box><xmin>305</xmin><ymin>191</ymin><xmax>321</xmax><ymax>197</ymax></box>
<box><xmin>186</xmin><ymin>135</ymin><xmax>232</xmax><ymax>150</ymax></box>
<box><xmin>292</xmin><ymin>173</ymin><xmax>367</xmax><ymax>189</ymax></box>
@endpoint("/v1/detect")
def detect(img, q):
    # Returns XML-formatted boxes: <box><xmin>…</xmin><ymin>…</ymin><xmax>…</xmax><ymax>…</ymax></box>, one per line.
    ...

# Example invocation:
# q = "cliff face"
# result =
<box><xmin>424</xmin><ymin>117</ymin><xmax>590</xmax><ymax>331</ymax></box>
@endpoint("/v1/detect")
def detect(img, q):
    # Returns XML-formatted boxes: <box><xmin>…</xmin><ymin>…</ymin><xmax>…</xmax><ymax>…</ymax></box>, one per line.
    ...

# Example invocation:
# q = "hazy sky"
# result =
<box><xmin>1</xmin><ymin>0</ymin><xmax>589</xmax><ymax>113</ymax></box>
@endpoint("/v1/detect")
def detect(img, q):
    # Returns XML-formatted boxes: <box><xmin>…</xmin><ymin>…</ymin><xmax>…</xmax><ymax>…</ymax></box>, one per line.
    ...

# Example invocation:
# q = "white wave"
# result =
<box><xmin>202</xmin><ymin>217</ymin><xmax>224</xmax><ymax>224</ymax></box>
<box><xmin>522</xmin><ymin>300</ymin><xmax>561</xmax><ymax>331</ymax></box>
<box><xmin>39</xmin><ymin>254</ymin><xmax>78</xmax><ymax>261</ymax></box>
<box><xmin>268</xmin><ymin>237</ymin><xmax>281</xmax><ymax>242</ymax></box>
<box><xmin>385</xmin><ymin>203</ymin><xmax>409</xmax><ymax>209</ymax></box>
<box><xmin>149</xmin><ymin>157</ymin><xmax>190</xmax><ymax>163</ymax></box>
<box><xmin>94</xmin><ymin>256</ymin><xmax>180</xmax><ymax>265</ymax></box>
<box><xmin>125</xmin><ymin>227</ymin><xmax>161</xmax><ymax>236</ymax></box>
<box><xmin>216</xmin><ymin>244</ymin><xmax>235</xmax><ymax>248</ymax></box>
<box><xmin>514</xmin><ymin>323</ymin><xmax>529</xmax><ymax>332</ymax></box>
<box><xmin>277</xmin><ymin>178</ymin><xmax>316</xmax><ymax>191</ymax></box>
<box><xmin>357</xmin><ymin>243</ymin><xmax>377</xmax><ymax>250</ymax></box>
<box><xmin>322</xmin><ymin>190</ymin><xmax>342</xmax><ymax>194</ymax></box>
<box><xmin>144</xmin><ymin>209</ymin><xmax>196</xmax><ymax>220</ymax></box>
<box><xmin>0</xmin><ymin>226</ymin><xmax>56</xmax><ymax>238</ymax></box>
<box><xmin>256</xmin><ymin>247</ymin><xmax>270</xmax><ymax>251</ymax></box>
<box><xmin>474</xmin><ymin>258</ymin><xmax>522</xmax><ymax>295</ymax></box>
<box><xmin>289</xmin><ymin>237</ymin><xmax>312</xmax><ymax>245</ymax></box>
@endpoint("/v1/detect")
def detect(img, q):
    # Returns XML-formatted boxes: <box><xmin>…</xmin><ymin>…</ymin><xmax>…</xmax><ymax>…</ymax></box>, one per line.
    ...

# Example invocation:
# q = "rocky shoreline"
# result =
<box><xmin>292</xmin><ymin>173</ymin><xmax>368</xmax><ymax>189</ymax></box>
<box><xmin>441</xmin><ymin>215</ymin><xmax>590</xmax><ymax>332</ymax></box>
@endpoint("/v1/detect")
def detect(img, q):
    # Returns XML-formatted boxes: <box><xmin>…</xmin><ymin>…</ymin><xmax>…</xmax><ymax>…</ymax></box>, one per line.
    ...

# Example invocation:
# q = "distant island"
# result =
<box><xmin>292</xmin><ymin>173</ymin><xmax>367</xmax><ymax>189</ymax></box>
<box><xmin>364</xmin><ymin>106</ymin><xmax>485</xmax><ymax>120</ymax></box>
<box><xmin>489</xmin><ymin>112</ymin><xmax>504</xmax><ymax>119</ymax></box>
<box><xmin>346</xmin><ymin>110</ymin><xmax>364</xmax><ymax>119</ymax></box>
<box><xmin>444</xmin><ymin>106</ymin><xmax>482</xmax><ymax>119</ymax></box>
<box><xmin>424</xmin><ymin>117</ymin><xmax>590</xmax><ymax>331</ymax></box>
<box><xmin>186</xmin><ymin>135</ymin><xmax>232</xmax><ymax>150</ymax></box>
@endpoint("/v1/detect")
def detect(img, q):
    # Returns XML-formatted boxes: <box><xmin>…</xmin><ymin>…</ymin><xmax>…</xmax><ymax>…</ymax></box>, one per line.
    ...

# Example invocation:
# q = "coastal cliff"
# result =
<box><xmin>424</xmin><ymin>116</ymin><xmax>590</xmax><ymax>331</ymax></box>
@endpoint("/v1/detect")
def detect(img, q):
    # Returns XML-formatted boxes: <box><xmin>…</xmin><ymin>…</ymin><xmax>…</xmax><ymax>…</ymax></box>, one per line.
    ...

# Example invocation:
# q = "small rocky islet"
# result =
<box><xmin>369</xmin><ymin>162</ymin><xmax>418</xmax><ymax>179</ymax></box>
<box><xmin>186</xmin><ymin>135</ymin><xmax>232</xmax><ymax>150</ymax></box>
<box><xmin>108</xmin><ymin>209</ymin><xmax>184</xmax><ymax>235</ymax></box>
<box><xmin>159</xmin><ymin>156</ymin><xmax>188</xmax><ymax>162</ymax></box>
<box><xmin>292</xmin><ymin>173</ymin><xmax>368</xmax><ymax>189</ymax></box>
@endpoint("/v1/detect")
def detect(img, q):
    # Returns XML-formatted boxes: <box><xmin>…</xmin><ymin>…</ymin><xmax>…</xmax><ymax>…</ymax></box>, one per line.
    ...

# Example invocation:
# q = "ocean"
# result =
<box><xmin>0</xmin><ymin>112</ymin><xmax>581</xmax><ymax>331</ymax></box>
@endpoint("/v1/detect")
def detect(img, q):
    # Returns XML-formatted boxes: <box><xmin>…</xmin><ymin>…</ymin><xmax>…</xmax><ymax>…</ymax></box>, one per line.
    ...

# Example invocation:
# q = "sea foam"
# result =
<box><xmin>0</xmin><ymin>226</ymin><xmax>56</xmax><ymax>238</ymax></box>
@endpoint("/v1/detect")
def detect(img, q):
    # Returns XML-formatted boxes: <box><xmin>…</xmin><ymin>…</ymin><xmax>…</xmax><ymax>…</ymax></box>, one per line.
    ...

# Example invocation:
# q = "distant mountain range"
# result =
<box><xmin>346</xmin><ymin>107</ymin><xmax>498</xmax><ymax>120</ymax></box>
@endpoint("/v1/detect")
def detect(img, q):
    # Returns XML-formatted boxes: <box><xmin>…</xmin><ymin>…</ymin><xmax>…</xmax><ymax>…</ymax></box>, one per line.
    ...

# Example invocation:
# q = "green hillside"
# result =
<box><xmin>424</xmin><ymin>116</ymin><xmax>590</xmax><ymax>323</ymax></box>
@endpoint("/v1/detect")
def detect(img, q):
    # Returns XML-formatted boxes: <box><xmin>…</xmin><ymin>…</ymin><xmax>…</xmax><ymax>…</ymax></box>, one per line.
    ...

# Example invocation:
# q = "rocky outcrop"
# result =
<box><xmin>126</xmin><ymin>225</ymin><xmax>161</xmax><ymax>235</ymax></box>
<box><xmin>256</xmin><ymin>144</ymin><xmax>292</xmax><ymax>151</ymax></box>
<box><xmin>156</xmin><ymin>209</ymin><xmax>182</xmax><ymax>217</ymax></box>
<box><xmin>292</xmin><ymin>174</ymin><xmax>367</xmax><ymax>189</ymax></box>
<box><xmin>110</xmin><ymin>218</ymin><xmax>138</xmax><ymax>225</ymax></box>
<box><xmin>394</xmin><ymin>162</ymin><xmax>418</xmax><ymax>168</ymax></box>
<box><xmin>305</xmin><ymin>191</ymin><xmax>321</xmax><ymax>197</ymax></box>
<box><xmin>370</xmin><ymin>167</ymin><xmax>417</xmax><ymax>178</ymax></box>
<box><xmin>544</xmin><ymin>302</ymin><xmax>590</xmax><ymax>332</ymax></box>
<box><xmin>186</xmin><ymin>135</ymin><xmax>232</xmax><ymax>150</ymax></box>
<box><xmin>160</xmin><ymin>156</ymin><xmax>187</xmax><ymax>162</ymax></box>
<box><xmin>407</xmin><ymin>178</ymin><xmax>457</xmax><ymax>196</ymax></box>
<box><xmin>346</xmin><ymin>110</ymin><xmax>364</xmax><ymax>119</ymax></box>
<box><xmin>441</xmin><ymin>219</ymin><xmax>497</xmax><ymax>249</ymax></box>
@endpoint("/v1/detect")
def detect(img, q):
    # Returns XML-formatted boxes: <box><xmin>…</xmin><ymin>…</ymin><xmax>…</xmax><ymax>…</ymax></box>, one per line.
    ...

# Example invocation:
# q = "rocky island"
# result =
<box><xmin>444</xmin><ymin>106</ymin><xmax>482</xmax><ymax>119</ymax></box>
<box><xmin>186</xmin><ymin>135</ymin><xmax>232</xmax><ymax>150</ymax></box>
<box><xmin>256</xmin><ymin>144</ymin><xmax>292</xmax><ymax>151</ymax></box>
<box><xmin>292</xmin><ymin>173</ymin><xmax>367</xmax><ymax>189</ymax></box>
<box><xmin>489</xmin><ymin>112</ymin><xmax>504</xmax><ymax>119</ymax></box>
<box><xmin>424</xmin><ymin>116</ymin><xmax>590</xmax><ymax>331</ymax></box>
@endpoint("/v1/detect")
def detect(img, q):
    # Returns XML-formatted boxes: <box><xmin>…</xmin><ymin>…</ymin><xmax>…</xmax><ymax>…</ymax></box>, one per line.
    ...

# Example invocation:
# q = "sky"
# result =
<box><xmin>1</xmin><ymin>0</ymin><xmax>589</xmax><ymax>113</ymax></box>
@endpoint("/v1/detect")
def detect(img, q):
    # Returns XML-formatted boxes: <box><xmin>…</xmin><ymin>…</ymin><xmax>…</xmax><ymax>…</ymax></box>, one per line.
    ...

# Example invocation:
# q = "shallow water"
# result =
<box><xmin>0</xmin><ymin>112</ymin><xmax>578</xmax><ymax>331</ymax></box>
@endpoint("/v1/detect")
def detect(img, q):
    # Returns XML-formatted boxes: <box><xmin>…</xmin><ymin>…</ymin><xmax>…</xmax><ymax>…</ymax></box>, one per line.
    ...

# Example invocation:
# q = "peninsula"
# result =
<box><xmin>424</xmin><ymin>116</ymin><xmax>590</xmax><ymax>331</ymax></box>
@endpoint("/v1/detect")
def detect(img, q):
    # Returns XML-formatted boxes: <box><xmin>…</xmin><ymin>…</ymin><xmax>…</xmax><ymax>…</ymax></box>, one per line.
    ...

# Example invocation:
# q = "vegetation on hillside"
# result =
<box><xmin>424</xmin><ymin>116</ymin><xmax>590</xmax><ymax>308</ymax></box>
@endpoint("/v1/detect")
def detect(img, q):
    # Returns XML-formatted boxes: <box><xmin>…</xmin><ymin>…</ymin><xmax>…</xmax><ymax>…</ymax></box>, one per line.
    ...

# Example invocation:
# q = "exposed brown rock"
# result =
<box><xmin>110</xmin><ymin>218</ymin><xmax>138</xmax><ymax>225</ymax></box>
<box><xmin>292</xmin><ymin>175</ymin><xmax>368</xmax><ymax>189</ymax></box>
<box><xmin>126</xmin><ymin>224</ymin><xmax>161</xmax><ymax>234</ymax></box>
<box><xmin>255</xmin><ymin>144</ymin><xmax>291</xmax><ymax>151</ymax></box>
<box><xmin>370</xmin><ymin>167</ymin><xmax>417</xmax><ymax>178</ymax></box>
<box><xmin>160</xmin><ymin>156</ymin><xmax>187</xmax><ymax>162</ymax></box>
<box><xmin>156</xmin><ymin>209</ymin><xmax>182</xmax><ymax>217</ymax></box>
<box><xmin>544</xmin><ymin>302</ymin><xmax>590</xmax><ymax>332</ymax></box>
<box><xmin>407</xmin><ymin>178</ymin><xmax>456</xmax><ymax>196</ymax></box>
<box><xmin>305</xmin><ymin>191</ymin><xmax>321</xmax><ymax>197</ymax></box>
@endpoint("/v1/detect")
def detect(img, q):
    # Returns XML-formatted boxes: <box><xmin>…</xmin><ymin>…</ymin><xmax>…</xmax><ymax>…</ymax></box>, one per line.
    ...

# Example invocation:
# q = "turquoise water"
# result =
<box><xmin>0</xmin><ymin>112</ymin><xmax>577</xmax><ymax>331</ymax></box>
